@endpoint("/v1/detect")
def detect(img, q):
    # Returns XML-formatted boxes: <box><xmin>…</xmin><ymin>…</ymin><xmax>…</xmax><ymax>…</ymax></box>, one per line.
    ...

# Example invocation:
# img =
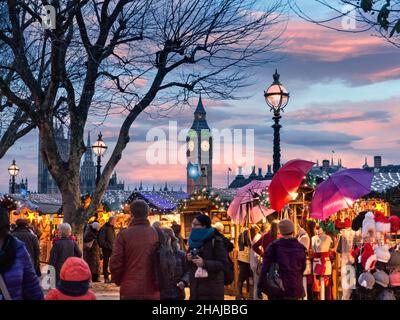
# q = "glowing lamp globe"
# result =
<box><xmin>264</xmin><ymin>69</ymin><xmax>289</xmax><ymax>111</ymax></box>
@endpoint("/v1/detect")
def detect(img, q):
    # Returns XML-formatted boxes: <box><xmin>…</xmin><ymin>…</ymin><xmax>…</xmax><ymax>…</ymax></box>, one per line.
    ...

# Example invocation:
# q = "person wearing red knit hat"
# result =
<box><xmin>45</xmin><ymin>257</ymin><xmax>96</xmax><ymax>300</ymax></box>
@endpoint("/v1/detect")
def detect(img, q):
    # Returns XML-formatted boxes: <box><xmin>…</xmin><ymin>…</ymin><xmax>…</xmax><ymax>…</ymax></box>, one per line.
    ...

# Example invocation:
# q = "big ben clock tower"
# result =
<box><xmin>186</xmin><ymin>96</ymin><xmax>213</xmax><ymax>193</ymax></box>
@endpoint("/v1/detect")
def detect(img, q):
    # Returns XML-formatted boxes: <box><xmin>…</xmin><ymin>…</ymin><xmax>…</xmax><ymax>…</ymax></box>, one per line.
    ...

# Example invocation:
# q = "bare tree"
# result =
<box><xmin>0</xmin><ymin>2</ymin><xmax>35</xmax><ymax>158</ymax></box>
<box><xmin>0</xmin><ymin>0</ymin><xmax>286</xmax><ymax>240</ymax></box>
<box><xmin>290</xmin><ymin>0</ymin><xmax>400</xmax><ymax>48</ymax></box>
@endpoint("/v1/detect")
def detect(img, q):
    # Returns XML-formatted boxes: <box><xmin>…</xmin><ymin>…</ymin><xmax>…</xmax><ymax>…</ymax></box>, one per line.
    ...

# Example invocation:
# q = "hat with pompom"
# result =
<box><xmin>374</xmin><ymin>211</ymin><xmax>391</xmax><ymax>234</ymax></box>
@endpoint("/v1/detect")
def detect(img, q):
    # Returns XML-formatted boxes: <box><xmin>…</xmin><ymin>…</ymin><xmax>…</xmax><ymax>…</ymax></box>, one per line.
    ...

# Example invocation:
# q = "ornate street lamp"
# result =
<box><xmin>264</xmin><ymin>69</ymin><xmax>289</xmax><ymax>175</ymax></box>
<box><xmin>8</xmin><ymin>159</ymin><xmax>20</xmax><ymax>194</ymax></box>
<box><xmin>92</xmin><ymin>132</ymin><xmax>108</xmax><ymax>185</ymax></box>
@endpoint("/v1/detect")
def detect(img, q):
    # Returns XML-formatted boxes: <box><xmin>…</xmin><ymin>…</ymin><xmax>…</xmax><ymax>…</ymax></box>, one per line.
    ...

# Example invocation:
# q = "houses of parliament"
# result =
<box><xmin>37</xmin><ymin>124</ymin><xmax>124</xmax><ymax>194</ymax></box>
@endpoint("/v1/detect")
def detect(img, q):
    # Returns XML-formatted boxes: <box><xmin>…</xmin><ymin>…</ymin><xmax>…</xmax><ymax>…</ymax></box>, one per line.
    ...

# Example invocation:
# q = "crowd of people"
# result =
<box><xmin>0</xmin><ymin>196</ymin><xmax>338</xmax><ymax>301</ymax></box>
<box><xmin>4</xmin><ymin>196</ymin><xmax>397</xmax><ymax>301</ymax></box>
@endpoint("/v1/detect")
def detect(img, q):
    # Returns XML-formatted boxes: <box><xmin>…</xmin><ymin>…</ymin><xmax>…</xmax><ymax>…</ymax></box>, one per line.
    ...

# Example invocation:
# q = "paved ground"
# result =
<box><xmin>91</xmin><ymin>280</ymin><xmax>236</xmax><ymax>300</ymax></box>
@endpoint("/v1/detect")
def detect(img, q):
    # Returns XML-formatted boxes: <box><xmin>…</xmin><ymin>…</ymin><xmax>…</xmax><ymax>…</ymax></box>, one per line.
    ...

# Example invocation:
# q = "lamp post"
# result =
<box><xmin>264</xmin><ymin>69</ymin><xmax>289</xmax><ymax>175</ymax></box>
<box><xmin>92</xmin><ymin>132</ymin><xmax>108</xmax><ymax>186</ymax></box>
<box><xmin>8</xmin><ymin>159</ymin><xmax>20</xmax><ymax>194</ymax></box>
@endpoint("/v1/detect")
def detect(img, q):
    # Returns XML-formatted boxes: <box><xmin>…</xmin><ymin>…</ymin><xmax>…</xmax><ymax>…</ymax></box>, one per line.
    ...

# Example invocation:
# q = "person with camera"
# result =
<box><xmin>187</xmin><ymin>214</ymin><xmax>228</xmax><ymax>300</ymax></box>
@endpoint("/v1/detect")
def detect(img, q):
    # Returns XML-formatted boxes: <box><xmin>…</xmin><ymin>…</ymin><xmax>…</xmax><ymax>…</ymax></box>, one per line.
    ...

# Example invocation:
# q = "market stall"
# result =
<box><xmin>178</xmin><ymin>187</ymin><xmax>250</xmax><ymax>296</ymax></box>
<box><xmin>121</xmin><ymin>190</ymin><xmax>189</xmax><ymax>230</ymax></box>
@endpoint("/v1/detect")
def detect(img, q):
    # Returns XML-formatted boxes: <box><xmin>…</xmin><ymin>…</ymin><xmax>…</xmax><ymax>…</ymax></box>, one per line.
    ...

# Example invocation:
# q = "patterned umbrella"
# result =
<box><xmin>228</xmin><ymin>180</ymin><xmax>274</xmax><ymax>224</ymax></box>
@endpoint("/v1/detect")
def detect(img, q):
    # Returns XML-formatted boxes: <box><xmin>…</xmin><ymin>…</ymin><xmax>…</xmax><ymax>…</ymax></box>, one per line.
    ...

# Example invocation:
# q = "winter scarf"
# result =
<box><xmin>57</xmin><ymin>280</ymin><xmax>90</xmax><ymax>297</ymax></box>
<box><xmin>188</xmin><ymin>228</ymin><xmax>215</xmax><ymax>249</ymax></box>
<box><xmin>0</xmin><ymin>234</ymin><xmax>17</xmax><ymax>274</ymax></box>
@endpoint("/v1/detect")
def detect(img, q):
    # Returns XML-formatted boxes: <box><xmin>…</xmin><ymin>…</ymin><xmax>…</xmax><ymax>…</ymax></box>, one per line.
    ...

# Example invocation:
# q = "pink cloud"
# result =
<box><xmin>282</xmin><ymin>20</ymin><xmax>392</xmax><ymax>62</ymax></box>
<box><xmin>366</xmin><ymin>66</ymin><xmax>400</xmax><ymax>82</ymax></box>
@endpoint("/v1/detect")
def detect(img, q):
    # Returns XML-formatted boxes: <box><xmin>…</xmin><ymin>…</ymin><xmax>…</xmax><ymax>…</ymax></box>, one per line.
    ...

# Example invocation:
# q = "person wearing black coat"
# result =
<box><xmin>49</xmin><ymin>223</ymin><xmax>82</xmax><ymax>281</ymax></box>
<box><xmin>83</xmin><ymin>222</ymin><xmax>101</xmax><ymax>282</ymax></box>
<box><xmin>187</xmin><ymin>215</ymin><xmax>228</xmax><ymax>300</ymax></box>
<box><xmin>160</xmin><ymin>228</ymin><xmax>190</xmax><ymax>300</ymax></box>
<box><xmin>98</xmin><ymin>217</ymin><xmax>116</xmax><ymax>283</ymax></box>
<box><xmin>11</xmin><ymin>219</ymin><xmax>41</xmax><ymax>276</ymax></box>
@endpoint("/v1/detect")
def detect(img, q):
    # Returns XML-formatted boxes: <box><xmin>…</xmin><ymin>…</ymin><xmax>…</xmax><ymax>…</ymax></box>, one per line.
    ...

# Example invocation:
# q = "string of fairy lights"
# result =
<box><xmin>177</xmin><ymin>187</ymin><xmax>237</xmax><ymax>211</ymax></box>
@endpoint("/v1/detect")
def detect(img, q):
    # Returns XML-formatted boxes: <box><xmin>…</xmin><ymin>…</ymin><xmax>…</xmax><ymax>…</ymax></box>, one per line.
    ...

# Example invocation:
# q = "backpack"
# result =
<box><xmin>98</xmin><ymin>226</ymin><xmax>107</xmax><ymax>249</ymax></box>
<box><xmin>212</xmin><ymin>237</ymin><xmax>234</xmax><ymax>286</ymax></box>
<box><xmin>152</xmin><ymin>227</ymin><xmax>176</xmax><ymax>291</ymax></box>
<box><xmin>259</xmin><ymin>240</ymin><xmax>285</xmax><ymax>298</ymax></box>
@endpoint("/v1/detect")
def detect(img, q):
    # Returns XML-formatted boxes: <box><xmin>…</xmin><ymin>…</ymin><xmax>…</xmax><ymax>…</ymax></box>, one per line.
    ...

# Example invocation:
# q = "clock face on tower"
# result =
<box><xmin>201</xmin><ymin>140</ymin><xmax>210</xmax><ymax>152</ymax></box>
<box><xmin>188</xmin><ymin>140</ymin><xmax>195</xmax><ymax>152</ymax></box>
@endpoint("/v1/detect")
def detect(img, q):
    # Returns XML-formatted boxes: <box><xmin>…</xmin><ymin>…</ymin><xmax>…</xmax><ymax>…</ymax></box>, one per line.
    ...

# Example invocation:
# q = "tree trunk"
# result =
<box><xmin>61</xmin><ymin>186</ymin><xmax>85</xmax><ymax>249</ymax></box>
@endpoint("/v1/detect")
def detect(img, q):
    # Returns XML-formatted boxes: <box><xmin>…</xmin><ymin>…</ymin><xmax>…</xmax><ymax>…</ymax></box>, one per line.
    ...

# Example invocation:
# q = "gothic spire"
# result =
<box><xmin>84</xmin><ymin>131</ymin><xmax>93</xmax><ymax>162</ymax></box>
<box><xmin>194</xmin><ymin>94</ymin><xmax>206</xmax><ymax>115</ymax></box>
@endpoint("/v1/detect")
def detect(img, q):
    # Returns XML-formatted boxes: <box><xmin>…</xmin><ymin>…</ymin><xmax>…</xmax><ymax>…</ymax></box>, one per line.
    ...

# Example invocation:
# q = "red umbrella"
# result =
<box><xmin>268</xmin><ymin>159</ymin><xmax>315</xmax><ymax>212</ymax></box>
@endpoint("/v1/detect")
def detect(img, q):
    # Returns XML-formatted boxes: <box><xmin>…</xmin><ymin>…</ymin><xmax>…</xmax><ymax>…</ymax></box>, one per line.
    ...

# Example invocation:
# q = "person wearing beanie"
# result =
<box><xmin>187</xmin><ymin>214</ymin><xmax>228</xmax><ymax>300</ymax></box>
<box><xmin>83</xmin><ymin>221</ymin><xmax>101</xmax><ymax>282</ymax></box>
<box><xmin>258</xmin><ymin>219</ymin><xmax>307</xmax><ymax>300</ymax></box>
<box><xmin>110</xmin><ymin>200</ymin><xmax>160</xmax><ymax>300</ymax></box>
<box><xmin>358</xmin><ymin>272</ymin><xmax>375</xmax><ymax>290</ymax></box>
<box><xmin>374</xmin><ymin>270</ymin><xmax>390</xmax><ymax>288</ymax></box>
<box><xmin>45</xmin><ymin>257</ymin><xmax>96</xmax><ymax>300</ymax></box>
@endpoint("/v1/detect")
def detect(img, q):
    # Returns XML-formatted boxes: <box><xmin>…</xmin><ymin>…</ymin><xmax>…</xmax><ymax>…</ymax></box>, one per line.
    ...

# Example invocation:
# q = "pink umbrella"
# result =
<box><xmin>228</xmin><ymin>180</ymin><xmax>274</xmax><ymax>224</ymax></box>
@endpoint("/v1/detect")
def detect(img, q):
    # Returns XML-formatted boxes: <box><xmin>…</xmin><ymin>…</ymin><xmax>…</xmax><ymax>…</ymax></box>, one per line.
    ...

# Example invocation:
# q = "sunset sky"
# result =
<box><xmin>0</xmin><ymin>1</ymin><xmax>399</xmax><ymax>193</ymax></box>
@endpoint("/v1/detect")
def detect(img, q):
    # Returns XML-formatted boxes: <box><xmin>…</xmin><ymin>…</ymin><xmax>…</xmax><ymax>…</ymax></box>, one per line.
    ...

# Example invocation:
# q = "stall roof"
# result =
<box><xmin>103</xmin><ymin>190</ymin><xmax>132</xmax><ymax>211</ymax></box>
<box><xmin>125</xmin><ymin>190</ymin><xmax>189</xmax><ymax>212</ymax></box>
<box><xmin>11</xmin><ymin>193</ymin><xmax>62</xmax><ymax>214</ymax></box>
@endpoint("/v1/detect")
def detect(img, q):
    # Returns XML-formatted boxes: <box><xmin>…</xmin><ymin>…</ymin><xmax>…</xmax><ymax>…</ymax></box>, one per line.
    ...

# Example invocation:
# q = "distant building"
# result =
<box><xmin>107</xmin><ymin>172</ymin><xmax>125</xmax><ymax>191</ymax></box>
<box><xmin>186</xmin><ymin>96</ymin><xmax>213</xmax><ymax>193</ymax></box>
<box><xmin>374</xmin><ymin>156</ymin><xmax>382</xmax><ymax>168</ymax></box>
<box><xmin>9</xmin><ymin>178</ymin><xmax>29</xmax><ymax>194</ymax></box>
<box><xmin>38</xmin><ymin>127</ymin><xmax>124</xmax><ymax>194</ymax></box>
<box><xmin>228</xmin><ymin>164</ymin><xmax>273</xmax><ymax>189</ymax></box>
<box><xmin>37</xmin><ymin>123</ymin><xmax>70</xmax><ymax>194</ymax></box>
<box><xmin>80</xmin><ymin>132</ymin><xmax>96</xmax><ymax>194</ymax></box>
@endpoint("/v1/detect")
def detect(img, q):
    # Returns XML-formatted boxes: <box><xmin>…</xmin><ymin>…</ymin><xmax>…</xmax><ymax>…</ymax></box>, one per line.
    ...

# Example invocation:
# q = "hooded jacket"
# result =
<box><xmin>45</xmin><ymin>257</ymin><xmax>96</xmax><ymax>300</ymax></box>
